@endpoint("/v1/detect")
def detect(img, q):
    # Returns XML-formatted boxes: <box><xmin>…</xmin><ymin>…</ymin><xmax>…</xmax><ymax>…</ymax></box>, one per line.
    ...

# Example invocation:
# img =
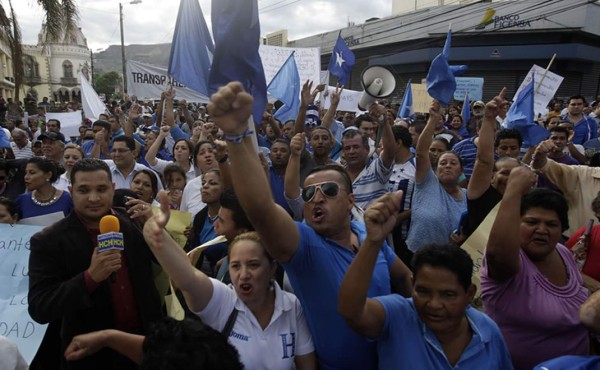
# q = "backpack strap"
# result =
<box><xmin>221</xmin><ymin>308</ymin><xmax>239</xmax><ymax>337</ymax></box>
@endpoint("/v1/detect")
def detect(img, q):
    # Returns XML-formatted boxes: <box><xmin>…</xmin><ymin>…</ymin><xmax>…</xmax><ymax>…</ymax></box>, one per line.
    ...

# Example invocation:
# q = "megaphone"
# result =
<box><xmin>358</xmin><ymin>65</ymin><xmax>396</xmax><ymax>111</ymax></box>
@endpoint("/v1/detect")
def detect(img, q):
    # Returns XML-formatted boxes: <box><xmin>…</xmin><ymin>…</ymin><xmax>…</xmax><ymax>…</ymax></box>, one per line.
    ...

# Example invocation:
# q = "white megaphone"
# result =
<box><xmin>358</xmin><ymin>65</ymin><xmax>396</xmax><ymax>111</ymax></box>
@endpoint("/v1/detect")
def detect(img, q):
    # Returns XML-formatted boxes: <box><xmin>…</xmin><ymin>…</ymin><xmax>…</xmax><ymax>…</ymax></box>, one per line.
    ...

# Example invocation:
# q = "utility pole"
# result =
<box><xmin>119</xmin><ymin>2</ymin><xmax>127</xmax><ymax>94</ymax></box>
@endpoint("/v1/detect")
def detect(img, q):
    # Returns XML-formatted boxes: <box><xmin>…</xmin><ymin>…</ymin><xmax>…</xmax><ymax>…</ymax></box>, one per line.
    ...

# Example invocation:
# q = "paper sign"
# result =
<box><xmin>46</xmin><ymin>111</ymin><xmax>83</xmax><ymax>139</ymax></box>
<box><xmin>411</xmin><ymin>84</ymin><xmax>434</xmax><ymax>114</ymax></box>
<box><xmin>454</xmin><ymin>77</ymin><xmax>484</xmax><ymax>101</ymax></box>
<box><xmin>259</xmin><ymin>45</ymin><xmax>321</xmax><ymax>87</ymax></box>
<box><xmin>319</xmin><ymin>86</ymin><xmax>363</xmax><ymax>113</ymax></box>
<box><xmin>514</xmin><ymin>64</ymin><xmax>564</xmax><ymax>117</ymax></box>
<box><xmin>152</xmin><ymin>208</ymin><xmax>192</xmax><ymax>248</ymax></box>
<box><xmin>0</xmin><ymin>224</ymin><xmax>47</xmax><ymax>364</ymax></box>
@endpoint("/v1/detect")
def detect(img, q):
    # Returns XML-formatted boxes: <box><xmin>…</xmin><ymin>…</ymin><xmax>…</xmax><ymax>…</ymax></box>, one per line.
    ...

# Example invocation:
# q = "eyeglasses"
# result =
<box><xmin>111</xmin><ymin>148</ymin><xmax>131</xmax><ymax>154</ymax></box>
<box><xmin>301</xmin><ymin>182</ymin><xmax>343</xmax><ymax>203</ymax></box>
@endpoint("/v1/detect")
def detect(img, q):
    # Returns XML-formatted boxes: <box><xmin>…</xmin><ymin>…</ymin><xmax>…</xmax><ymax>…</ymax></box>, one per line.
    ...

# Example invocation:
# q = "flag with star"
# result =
<box><xmin>327</xmin><ymin>32</ymin><xmax>355</xmax><ymax>85</ymax></box>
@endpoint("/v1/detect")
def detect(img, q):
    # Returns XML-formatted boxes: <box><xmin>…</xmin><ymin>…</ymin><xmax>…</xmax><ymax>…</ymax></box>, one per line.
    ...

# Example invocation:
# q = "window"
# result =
<box><xmin>63</xmin><ymin>60</ymin><xmax>73</xmax><ymax>78</ymax></box>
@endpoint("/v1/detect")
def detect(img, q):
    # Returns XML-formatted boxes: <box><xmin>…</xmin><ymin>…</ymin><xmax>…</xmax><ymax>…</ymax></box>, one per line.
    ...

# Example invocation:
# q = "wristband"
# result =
<box><xmin>217</xmin><ymin>154</ymin><xmax>229</xmax><ymax>164</ymax></box>
<box><xmin>222</xmin><ymin>129</ymin><xmax>254</xmax><ymax>144</ymax></box>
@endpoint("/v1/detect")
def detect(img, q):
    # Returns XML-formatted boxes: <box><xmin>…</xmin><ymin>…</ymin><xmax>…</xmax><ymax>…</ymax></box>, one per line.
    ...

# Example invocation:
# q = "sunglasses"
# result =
<box><xmin>305</xmin><ymin>121</ymin><xmax>319</xmax><ymax>128</ymax></box>
<box><xmin>301</xmin><ymin>182</ymin><xmax>343</xmax><ymax>203</ymax></box>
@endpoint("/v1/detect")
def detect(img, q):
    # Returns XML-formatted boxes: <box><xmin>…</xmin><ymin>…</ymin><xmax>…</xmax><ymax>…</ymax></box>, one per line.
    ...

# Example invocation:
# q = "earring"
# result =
<box><xmin>45</xmin><ymin>178</ymin><xmax>50</xmax><ymax>182</ymax></box>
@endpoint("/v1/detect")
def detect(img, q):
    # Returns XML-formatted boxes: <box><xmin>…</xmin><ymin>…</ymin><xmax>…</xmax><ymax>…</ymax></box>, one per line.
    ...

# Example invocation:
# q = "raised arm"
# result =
<box><xmin>143</xmin><ymin>191</ymin><xmax>214</xmax><ymax>312</ymax></box>
<box><xmin>485</xmin><ymin>166</ymin><xmax>537</xmax><ymax>281</ymax></box>
<box><xmin>144</xmin><ymin>126</ymin><xmax>170</xmax><ymax>167</ymax></box>
<box><xmin>338</xmin><ymin>191</ymin><xmax>404</xmax><ymax>338</ymax></box>
<box><xmin>415</xmin><ymin>100</ymin><xmax>441</xmax><ymax>182</ymax></box>
<box><xmin>580</xmin><ymin>288</ymin><xmax>600</xmax><ymax>332</ymax></box>
<box><xmin>531</xmin><ymin>140</ymin><xmax>580</xmax><ymax>192</ymax></box>
<box><xmin>468</xmin><ymin>88</ymin><xmax>506</xmax><ymax>199</ymax></box>
<box><xmin>294</xmin><ymin>80</ymin><xmax>313</xmax><ymax>136</ymax></box>
<box><xmin>372</xmin><ymin>103</ymin><xmax>397</xmax><ymax>168</ymax></box>
<box><xmin>284</xmin><ymin>133</ymin><xmax>304</xmax><ymax>200</ymax></box>
<box><xmin>210</xmin><ymin>82</ymin><xmax>300</xmax><ymax>262</ymax></box>
<box><xmin>321</xmin><ymin>85</ymin><xmax>342</xmax><ymax>130</ymax></box>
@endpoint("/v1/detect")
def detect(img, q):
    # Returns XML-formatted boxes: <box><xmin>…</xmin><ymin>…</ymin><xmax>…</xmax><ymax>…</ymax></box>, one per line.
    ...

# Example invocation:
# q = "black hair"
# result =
<box><xmin>47</xmin><ymin>118</ymin><xmax>61</xmax><ymax>129</ymax></box>
<box><xmin>219</xmin><ymin>189</ymin><xmax>254</xmax><ymax>231</ymax></box>
<box><xmin>568</xmin><ymin>95</ymin><xmax>586</xmax><ymax>105</ymax></box>
<box><xmin>549</xmin><ymin>126</ymin><xmax>570</xmax><ymax>137</ymax></box>
<box><xmin>0</xmin><ymin>196</ymin><xmax>18</xmax><ymax>218</ymax></box>
<box><xmin>590</xmin><ymin>152</ymin><xmax>600</xmax><ymax>168</ymax></box>
<box><xmin>113</xmin><ymin>135</ymin><xmax>136</xmax><ymax>151</ymax></box>
<box><xmin>142</xmin><ymin>317</ymin><xmax>243</xmax><ymax>370</ymax></box>
<box><xmin>92</xmin><ymin>120</ymin><xmax>111</xmax><ymax>132</ymax></box>
<box><xmin>431</xmin><ymin>137</ymin><xmax>451</xmax><ymax>151</ymax></box>
<box><xmin>521</xmin><ymin>188</ymin><xmax>569</xmax><ymax>232</ymax></box>
<box><xmin>392</xmin><ymin>125</ymin><xmax>412</xmax><ymax>148</ymax></box>
<box><xmin>592</xmin><ymin>191</ymin><xmax>600</xmax><ymax>213</ymax></box>
<box><xmin>27</xmin><ymin>157</ymin><xmax>64</xmax><ymax>183</ymax></box>
<box><xmin>354</xmin><ymin>114</ymin><xmax>373</xmax><ymax>128</ymax></box>
<box><xmin>164</xmin><ymin>163</ymin><xmax>187</xmax><ymax>189</ymax></box>
<box><xmin>411</xmin><ymin>243</ymin><xmax>474</xmax><ymax>291</ymax></box>
<box><xmin>193</xmin><ymin>140</ymin><xmax>215</xmax><ymax>167</ymax></box>
<box><xmin>113</xmin><ymin>188</ymin><xmax>138</xmax><ymax>208</ymax></box>
<box><xmin>438</xmin><ymin>150</ymin><xmax>463</xmax><ymax>169</ymax></box>
<box><xmin>495</xmin><ymin>129</ymin><xmax>523</xmax><ymax>148</ymax></box>
<box><xmin>411</xmin><ymin>118</ymin><xmax>427</xmax><ymax>134</ymax></box>
<box><xmin>70</xmin><ymin>158</ymin><xmax>112</xmax><ymax>185</ymax></box>
<box><xmin>306</xmin><ymin>164</ymin><xmax>353</xmax><ymax>194</ymax></box>
<box><xmin>310</xmin><ymin>126</ymin><xmax>333</xmax><ymax>141</ymax></box>
<box><xmin>132</xmin><ymin>169</ymin><xmax>159</xmax><ymax>198</ymax></box>
<box><xmin>272</xmin><ymin>138</ymin><xmax>291</xmax><ymax>148</ymax></box>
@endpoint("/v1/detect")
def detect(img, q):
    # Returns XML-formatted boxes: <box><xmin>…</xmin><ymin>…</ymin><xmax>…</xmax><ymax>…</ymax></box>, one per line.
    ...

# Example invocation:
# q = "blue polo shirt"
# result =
<box><xmin>282</xmin><ymin>221</ymin><xmax>396</xmax><ymax>370</ymax></box>
<box><xmin>375</xmin><ymin>295</ymin><xmax>513</xmax><ymax>370</ymax></box>
<box><xmin>563</xmin><ymin>114</ymin><xmax>598</xmax><ymax>145</ymax></box>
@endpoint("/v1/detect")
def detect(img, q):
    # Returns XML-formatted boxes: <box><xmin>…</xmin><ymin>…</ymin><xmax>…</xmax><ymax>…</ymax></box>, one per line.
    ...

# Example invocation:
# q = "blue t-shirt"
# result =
<box><xmin>563</xmin><ymin>114</ymin><xmax>599</xmax><ymax>145</ymax></box>
<box><xmin>16</xmin><ymin>191</ymin><xmax>73</xmax><ymax>219</ymax></box>
<box><xmin>406</xmin><ymin>169</ymin><xmax>467</xmax><ymax>253</ymax></box>
<box><xmin>282</xmin><ymin>221</ymin><xmax>396</xmax><ymax>370</ymax></box>
<box><xmin>375</xmin><ymin>295</ymin><xmax>513</xmax><ymax>370</ymax></box>
<box><xmin>198</xmin><ymin>214</ymin><xmax>227</xmax><ymax>270</ymax></box>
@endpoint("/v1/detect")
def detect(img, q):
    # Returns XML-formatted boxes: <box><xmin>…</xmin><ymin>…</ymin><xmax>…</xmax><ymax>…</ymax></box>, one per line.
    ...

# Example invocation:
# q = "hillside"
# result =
<box><xmin>93</xmin><ymin>43</ymin><xmax>172</xmax><ymax>74</ymax></box>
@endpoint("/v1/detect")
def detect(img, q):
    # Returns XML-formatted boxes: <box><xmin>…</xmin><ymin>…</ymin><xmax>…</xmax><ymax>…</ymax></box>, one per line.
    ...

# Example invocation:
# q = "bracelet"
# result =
<box><xmin>222</xmin><ymin>129</ymin><xmax>254</xmax><ymax>144</ymax></box>
<box><xmin>217</xmin><ymin>154</ymin><xmax>229</xmax><ymax>164</ymax></box>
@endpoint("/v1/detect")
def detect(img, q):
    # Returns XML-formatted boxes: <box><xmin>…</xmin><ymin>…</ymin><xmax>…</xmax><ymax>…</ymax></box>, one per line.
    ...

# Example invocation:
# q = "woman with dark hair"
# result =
<box><xmin>145</xmin><ymin>126</ymin><xmax>197</xmax><ymax>182</ymax></box>
<box><xmin>482</xmin><ymin>167</ymin><xmax>588</xmax><ymax>370</ymax></box>
<box><xmin>192</xmin><ymin>140</ymin><xmax>218</xmax><ymax>175</ymax></box>
<box><xmin>405</xmin><ymin>101</ymin><xmax>467</xmax><ymax>254</ymax></box>
<box><xmin>15</xmin><ymin>157</ymin><xmax>73</xmax><ymax>224</ymax></box>
<box><xmin>143</xmin><ymin>192</ymin><xmax>316</xmax><ymax>370</ymax></box>
<box><xmin>163</xmin><ymin>163</ymin><xmax>187</xmax><ymax>210</ymax></box>
<box><xmin>130</xmin><ymin>169</ymin><xmax>159</xmax><ymax>205</ymax></box>
<box><xmin>428</xmin><ymin>137</ymin><xmax>451</xmax><ymax>169</ymax></box>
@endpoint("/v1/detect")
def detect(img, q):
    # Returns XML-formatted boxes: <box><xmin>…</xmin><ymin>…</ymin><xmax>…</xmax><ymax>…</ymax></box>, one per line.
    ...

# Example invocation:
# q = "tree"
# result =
<box><xmin>94</xmin><ymin>71</ymin><xmax>123</xmax><ymax>101</ymax></box>
<box><xmin>0</xmin><ymin>0</ymin><xmax>78</xmax><ymax>101</ymax></box>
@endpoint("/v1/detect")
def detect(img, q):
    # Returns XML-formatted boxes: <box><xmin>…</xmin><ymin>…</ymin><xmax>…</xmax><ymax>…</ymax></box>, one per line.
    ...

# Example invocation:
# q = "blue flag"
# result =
<box><xmin>461</xmin><ymin>93</ymin><xmax>471</xmax><ymax>125</ymax></box>
<box><xmin>327</xmin><ymin>33</ymin><xmax>355</xmax><ymax>86</ymax></box>
<box><xmin>506</xmin><ymin>73</ymin><xmax>549</xmax><ymax>146</ymax></box>
<box><xmin>0</xmin><ymin>128</ymin><xmax>9</xmax><ymax>148</ymax></box>
<box><xmin>398</xmin><ymin>80</ymin><xmax>415</xmax><ymax>120</ymax></box>
<box><xmin>426</xmin><ymin>29</ymin><xmax>467</xmax><ymax>106</ymax></box>
<box><xmin>209</xmin><ymin>0</ymin><xmax>267</xmax><ymax>126</ymax></box>
<box><xmin>267</xmin><ymin>52</ymin><xmax>301</xmax><ymax>123</ymax></box>
<box><xmin>168</xmin><ymin>0</ymin><xmax>214</xmax><ymax>96</ymax></box>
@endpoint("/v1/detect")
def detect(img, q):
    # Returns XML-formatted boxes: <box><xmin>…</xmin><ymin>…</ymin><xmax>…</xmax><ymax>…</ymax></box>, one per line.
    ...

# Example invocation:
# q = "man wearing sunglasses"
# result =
<box><xmin>209</xmin><ymin>82</ymin><xmax>412</xmax><ymax>370</ymax></box>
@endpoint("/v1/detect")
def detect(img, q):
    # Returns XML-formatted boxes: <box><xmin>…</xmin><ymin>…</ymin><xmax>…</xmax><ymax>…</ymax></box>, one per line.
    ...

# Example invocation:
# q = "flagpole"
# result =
<box><xmin>535</xmin><ymin>53</ymin><xmax>557</xmax><ymax>94</ymax></box>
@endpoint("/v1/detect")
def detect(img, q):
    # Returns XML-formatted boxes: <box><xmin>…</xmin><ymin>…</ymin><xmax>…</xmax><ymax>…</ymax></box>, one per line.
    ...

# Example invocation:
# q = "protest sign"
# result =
<box><xmin>45</xmin><ymin>111</ymin><xmax>83</xmax><ymax>139</ymax></box>
<box><xmin>454</xmin><ymin>77</ymin><xmax>484</xmax><ymax>101</ymax></box>
<box><xmin>319</xmin><ymin>86</ymin><xmax>363</xmax><ymax>113</ymax></box>
<box><xmin>411</xmin><ymin>84</ymin><xmax>434</xmax><ymax>113</ymax></box>
<box><xmin>259</xmin><ymin>45</ymin><xmax>321</xmax><ymax>87</ymax></box>
<box><xmin>0</xmin><ymin>224</ymin><xmax>47</xmax><ymax>364</ymax></box>
<box><xmin>515</xmin><ymin>64</ymin><xmax>564</xmax><ymax>117</ymax></box>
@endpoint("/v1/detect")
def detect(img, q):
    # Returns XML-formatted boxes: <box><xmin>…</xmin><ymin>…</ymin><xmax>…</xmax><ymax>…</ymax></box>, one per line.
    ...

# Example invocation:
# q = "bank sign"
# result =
<box><xmin>475</xmin><ymin>8</ymin><xmax>533</xmax><ymax>30</ymax></box>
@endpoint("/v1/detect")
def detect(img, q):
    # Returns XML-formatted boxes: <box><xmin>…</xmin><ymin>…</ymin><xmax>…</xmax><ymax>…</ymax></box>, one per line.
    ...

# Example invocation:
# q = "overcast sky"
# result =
<box><xmin>13</xmin><ymin>0</ymin><xmax>391</xmax><ymax>51</ymax></box>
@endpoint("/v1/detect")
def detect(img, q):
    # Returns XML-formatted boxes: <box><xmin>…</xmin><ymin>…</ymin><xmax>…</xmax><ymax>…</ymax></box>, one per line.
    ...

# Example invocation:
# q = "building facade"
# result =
<box><xmin>289</xmin><ymin>0</ymin><xmax>600</xmax><ymax>103</ymax></box>
<box><xmin>0</xmin><ymin>39</ymin><xmax>15</xmax><ymax>99</ymax></box>
<box><xmin>22</xmin><ymin>24</ymin><xmax>91</xmax><ymax>103</ymax></box>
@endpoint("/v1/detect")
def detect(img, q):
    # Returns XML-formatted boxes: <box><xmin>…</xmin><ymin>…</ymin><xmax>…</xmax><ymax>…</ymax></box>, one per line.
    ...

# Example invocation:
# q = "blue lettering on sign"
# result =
<box><xmin>281</xmin><ymin>333</ymin><xmax>296</xmax><ymax>359</ymax></box>
<box><xmin>97</xmin><ymin>232</ymin><xmax>124</xmax><ymax>252</ymax></box>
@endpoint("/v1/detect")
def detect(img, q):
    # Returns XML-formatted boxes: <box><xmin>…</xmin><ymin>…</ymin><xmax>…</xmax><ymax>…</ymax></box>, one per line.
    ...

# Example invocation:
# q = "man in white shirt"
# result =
<box><xmin>9</xmin><ymin>128</ymin><xmax>33</xmax><ymax>159</ymax></box>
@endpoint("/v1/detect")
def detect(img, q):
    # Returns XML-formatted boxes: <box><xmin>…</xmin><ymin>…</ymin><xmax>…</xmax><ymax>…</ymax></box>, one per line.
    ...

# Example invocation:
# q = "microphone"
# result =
<box><xmin>98</xmin><ymin>215</ymin><xmax>124</xmax><ymax>283</ymax></box>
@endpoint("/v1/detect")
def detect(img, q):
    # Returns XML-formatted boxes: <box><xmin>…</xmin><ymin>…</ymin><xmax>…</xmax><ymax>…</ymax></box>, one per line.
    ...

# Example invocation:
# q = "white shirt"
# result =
<box><xmin>149</xmin><ymin>158</ymin><xmax>197</xmax><ymax>182</ymax></box>
<box><xmin>10</xmin><ymin>141</ymin><xmax>33</xmax><ymax>159</ymax></box>
<box><xmin>103</xmin><ymin>159</ymin><xmax>164</xmax><ymax>192</ymax></box>
<box><xmin>180</xmin><ymin>175</ymin><xmax>206</xmax><ymax>218</ymax></box>
<box><xmin>196</xmin><ymin>279</ymin><xmax>313</xmax><ymax>370</ymax></box>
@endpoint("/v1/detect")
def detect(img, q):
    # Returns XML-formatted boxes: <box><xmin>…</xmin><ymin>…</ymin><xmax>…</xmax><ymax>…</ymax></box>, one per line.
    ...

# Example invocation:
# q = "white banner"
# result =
<box><xmin>454</xmin><ymin>77</ymin><xmax>484</xmax><ymax>101</ymax></box>
<box><xmin>80</xmin><ymin>73</ymin><xmax>107</xmax><ymax>122</ymax></box>
<box><xmin>46</xmin><ymin>111</ymin><xmax>83</xmax><ymax>139</ymax></box>
<box><xmin>126</xmin><ymin>60</ymin><xmax>210</xmax><ymax>103</ymax></box>
<box><xmin>259</xmin><ymin>45</ymin><xmax>321</xmax><ymax>87</ymax></box>
<box><xmin>0</xmin><ymin>224</ymin><xmax>46</xmax><ymax>365</ymax></box>
<box><xmin>319</xmin><ymin>86</ymin><xmax>363</xmax><ymax>113</ymax></box>
<box><xmin>514</xmin><ymin>64</ymin><xmax>564</xmax><ymax>117</ymax></box>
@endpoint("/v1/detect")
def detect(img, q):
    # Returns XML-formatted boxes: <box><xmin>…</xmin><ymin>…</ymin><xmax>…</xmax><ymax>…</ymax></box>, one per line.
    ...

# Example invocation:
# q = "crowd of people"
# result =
<box><xmin>1</xmin><ymin>82</ymin><xmax>600</xmax><ymax>369</ymax></box>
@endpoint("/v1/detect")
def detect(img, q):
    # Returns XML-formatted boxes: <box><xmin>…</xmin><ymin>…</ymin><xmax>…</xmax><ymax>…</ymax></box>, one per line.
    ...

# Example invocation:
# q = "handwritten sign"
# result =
<box><xmin>411</xmin><ymin>84</ymin><xmax>434</xmax><ymax>113</ymax></box>
<box><xmin>259</xmin><ymin>45</ymin><xmax>321</xmax><ymax>87</ymax></box>
<box><xmin>454</xmin><ymin>77</ymin><xmax>484</xmax><ymax>101</ymax></box>
<box><xmin>0</xmin><ymin>224</ymin><xmax>47</xmax><ymax>364</ymax></box>
<box><xmin>515</xmin><ymin>64</ymin><xmax>564</xmax><ymax>117</ymax></box>
<box><xmin>319</xmin><ymin>86</ymin><xmax>363</xmax><ymax>113</ymax></box>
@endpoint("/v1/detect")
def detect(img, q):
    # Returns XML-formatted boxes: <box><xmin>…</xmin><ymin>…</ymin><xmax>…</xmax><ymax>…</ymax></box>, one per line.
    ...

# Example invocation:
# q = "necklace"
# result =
<box><xmin>31</xmin><ymin>188</ymin><xmax>59</xmax><ymax>207</ymax></box>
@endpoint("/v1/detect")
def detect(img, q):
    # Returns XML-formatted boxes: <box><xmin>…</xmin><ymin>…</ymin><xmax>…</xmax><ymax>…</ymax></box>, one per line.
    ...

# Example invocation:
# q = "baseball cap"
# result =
<box><xmin>38</xmin><ymin>131</ymin><xmax>66</xmax><ymax>143</ymax></box>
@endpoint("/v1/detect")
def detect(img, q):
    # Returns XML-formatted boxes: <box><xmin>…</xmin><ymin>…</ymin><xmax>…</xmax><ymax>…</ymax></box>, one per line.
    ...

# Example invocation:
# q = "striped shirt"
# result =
<box><xmin>452</xmin><ymin>137</ymin><xmax>479</xmax><ymax>180</ymax></box>
<box><xmin>349</xmin><ymin>156</ymin><xmax>393</xmax><ymax>211</ymax></box>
